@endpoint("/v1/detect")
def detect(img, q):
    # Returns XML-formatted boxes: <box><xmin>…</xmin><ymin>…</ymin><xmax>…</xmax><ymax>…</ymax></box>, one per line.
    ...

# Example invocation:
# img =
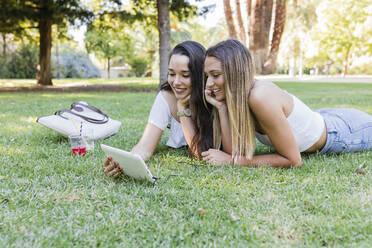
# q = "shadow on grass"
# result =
<box><xmin>49</xmin><ymin>134</ymin><xmax>68</xmax><ymax>144</ymax></box>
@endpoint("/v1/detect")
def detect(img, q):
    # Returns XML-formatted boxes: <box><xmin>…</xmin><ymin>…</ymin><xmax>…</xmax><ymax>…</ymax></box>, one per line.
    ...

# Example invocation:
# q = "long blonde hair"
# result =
<box><xmin>205</xmin><ymin>39</ymin><xmax>256</xmax><ymax>160</ymax></box>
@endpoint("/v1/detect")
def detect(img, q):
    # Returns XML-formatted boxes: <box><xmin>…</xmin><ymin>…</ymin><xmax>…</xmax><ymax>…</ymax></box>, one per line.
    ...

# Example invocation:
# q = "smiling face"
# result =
<box><xmin>204</xmin><ymin>56</ymin><xmax>225</xmax><ymax>101</ymax></box>
<box><xmin>168</xmin><ymin>54</ymin><xmax>192</xmax><ymax>100</ymax></box>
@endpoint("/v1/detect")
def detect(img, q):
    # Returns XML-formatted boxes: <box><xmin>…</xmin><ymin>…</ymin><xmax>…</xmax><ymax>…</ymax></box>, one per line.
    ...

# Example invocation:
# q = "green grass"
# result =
<box><xmin>0</xmin><ymin>82</ymin><xmax>371</xmax><ymax>247</ymax></box>
<box><xmin>0</xmin><ymin>77</ymin><xmax>159</xmax><ymax>88</ymax></box>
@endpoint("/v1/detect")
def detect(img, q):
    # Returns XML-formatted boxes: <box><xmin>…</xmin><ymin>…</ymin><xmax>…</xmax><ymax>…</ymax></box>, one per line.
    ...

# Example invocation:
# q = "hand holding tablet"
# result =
<box><xmin>101</xmin><ymin>144</ymin><xmax>156</xmax><ymax>183</ymax></box>
<box><xmin>103</xmin><ymin>156</ymin><xmax>123</xmax><ymax>177</ymax></box>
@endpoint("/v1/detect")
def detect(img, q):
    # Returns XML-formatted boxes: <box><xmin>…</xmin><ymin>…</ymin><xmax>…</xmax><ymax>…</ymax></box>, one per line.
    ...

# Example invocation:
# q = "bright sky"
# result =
<box><xmin>192</xmin><ymin>0</ymin><xmax>224</xmax><ymax>28</ymax></box>
<box><xmin>69</xmin><ymin>0</ymin><xmax>224</xmax><ymax>46</ymax></box>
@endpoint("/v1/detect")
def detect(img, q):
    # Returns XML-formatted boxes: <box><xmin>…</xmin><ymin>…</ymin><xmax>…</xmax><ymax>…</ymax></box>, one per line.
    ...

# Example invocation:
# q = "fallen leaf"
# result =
<box><xmin>355</xmin><ymin>168</ymin><xmax>366</xmax><ymax>175</ymax></box>
<box><xmin>265</xmin><ymin>192</ymin><xmax>278</xmax><ymax>201</ymax></box>
<box><xmin>197</xmin><ymin>208</ymin><xmax>208</xmax><ymax>215</ymax></box>
<box><xmin>65</xmin><ymin>194</ymin><xmax>82</xmax><ymax>202</ymax></box>
<box><xmin>230</xmin><ymin>212</ymin><xmax>240</xmax><ymax>221</ymax></box>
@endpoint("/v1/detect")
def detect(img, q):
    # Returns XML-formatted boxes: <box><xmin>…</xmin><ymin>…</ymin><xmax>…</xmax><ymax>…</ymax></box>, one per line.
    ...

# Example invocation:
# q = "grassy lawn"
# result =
<box><xmin>0</xmin><ymin>78</ymin><xmax>159</xmax><ymax>89</ymax></box>
<box><xmin>0</xmin><ymin>81</ymin><xmax>371</xmax><ymax>247</ymax></box>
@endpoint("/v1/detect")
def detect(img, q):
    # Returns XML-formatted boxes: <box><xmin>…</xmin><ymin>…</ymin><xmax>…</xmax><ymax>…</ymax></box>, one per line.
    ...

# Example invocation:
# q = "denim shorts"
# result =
<box><xmin>316</xmin><ymin>108</ymin><xmax>372</xmax><ymax>154</ymax></box>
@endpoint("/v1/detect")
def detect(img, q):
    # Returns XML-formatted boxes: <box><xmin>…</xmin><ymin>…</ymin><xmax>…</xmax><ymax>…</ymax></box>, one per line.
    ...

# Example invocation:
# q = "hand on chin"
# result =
<box><xmin>177</xmin><ymin>94</ymin><xmax>191</xmax><ymax>109</ymax></box>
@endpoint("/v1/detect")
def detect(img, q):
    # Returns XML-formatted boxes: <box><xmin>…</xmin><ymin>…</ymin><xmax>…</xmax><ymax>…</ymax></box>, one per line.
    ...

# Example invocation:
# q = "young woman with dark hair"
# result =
<box><xmin>104</xmin><ymin>41</ymin><xmax>213</xmax><ymax>177</ymax></box>
<box><xmin>159</xmin><ymin>42</ymin><xmax>213</xmax><ymax>157</ymax></box>
<box><xmin>201</xmin><ymin>39</ymin><xmax>372</xmax><ymax>168</ymax></box>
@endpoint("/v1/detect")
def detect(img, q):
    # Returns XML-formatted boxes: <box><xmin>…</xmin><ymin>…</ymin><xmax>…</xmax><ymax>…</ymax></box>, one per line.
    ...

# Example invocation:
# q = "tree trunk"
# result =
<box><xmin>37</xmin><ymin>19</ymin><xmax>52</xmax><ymax>86</ymax></box>
<box><xmin>299</xmin><ymin>47</ymin><xmax>303</xmax><ymax>77</ymax></box>
<box><xmin>226</xmin><ymin>0</ymin><xmax>286</xmax><ymax>74</ymax></box>
<box><xmin>2</xmin><ymin>33</ymin><xmax>6</xmax><ymax>57</ymax></box>
<box><xmin>248</xmin><ymin>0</ymin><xmax>267</xmax><ymax>74</ymax></box>
<box><xmin>263</xmin><ymin>0</ymin><xmax>274</xmax><ymax>48</ymax></box>
<box><xmin>342</xmin><ymin>46</ymin><xmax>350</xmax><ymax>77</ymax></box>
<box><xmin>157</xmin><ymin>0</ymin><xmax>171</xmax><ymax>85</ymax></box>
<box><xmin>235</xmin><ymin>0</ymin><xmax>246</xmax><ymax>45</ymax></box>
<box><xmin>262</xmin><ymin>0</ymin><xmax>287</xmax><ymax>75</ymax></box>
<box><xmin>223</xmin><ymin>0</ymin><xmax>237</xmax><ymax>39</ymax></box>
<box><xmin>107</xmin><ymin>57</ymin><xmax>111</xmax><ymax>79</ymax></box>
<box><xmin>56</xmin><ymin>41</ymin><xmax>60</xmax><ymax>79</ymax></box>
<box><xmin>246</xmin><ymin>0</ymin><xmax>252</xmax><ymax>38</ymax></box>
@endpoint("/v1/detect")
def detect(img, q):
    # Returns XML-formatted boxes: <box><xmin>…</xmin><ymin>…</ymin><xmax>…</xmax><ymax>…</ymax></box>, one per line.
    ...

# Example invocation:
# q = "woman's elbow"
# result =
<box><xmin>290</xmin><ymin>157</ymin><xmax>302</xmax><ymax>168</ymax></box>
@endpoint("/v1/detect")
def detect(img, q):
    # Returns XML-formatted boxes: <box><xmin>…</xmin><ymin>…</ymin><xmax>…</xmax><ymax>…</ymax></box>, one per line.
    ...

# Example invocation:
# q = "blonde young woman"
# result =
<box><xmin>201</xmin><ymin>39</ymin><xmax>372</xmax><ymax>168</ymax></box>
<box><xmin>104</xmin><ymin>41</ymin><xmax>213</xmax><ymax>177</ymax></box>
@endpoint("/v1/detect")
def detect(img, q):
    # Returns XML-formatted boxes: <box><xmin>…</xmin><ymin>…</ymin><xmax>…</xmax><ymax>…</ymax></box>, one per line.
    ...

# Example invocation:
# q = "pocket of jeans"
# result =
<box><xmin>330</xmin><ymin>141</ymin><xmax>348</xmax><ymax>154</ymax></box>
<box><xmin>333</xmin><ymin>109</ymin><xmax>372</xmax><ymax>133</ymax></box>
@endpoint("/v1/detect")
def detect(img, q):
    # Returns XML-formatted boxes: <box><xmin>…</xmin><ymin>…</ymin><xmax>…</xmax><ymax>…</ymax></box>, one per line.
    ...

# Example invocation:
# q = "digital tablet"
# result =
<box><xmin>101</xmin><ymin>144</ymin><xmax>156</xmax><ymax>183</ymax></box>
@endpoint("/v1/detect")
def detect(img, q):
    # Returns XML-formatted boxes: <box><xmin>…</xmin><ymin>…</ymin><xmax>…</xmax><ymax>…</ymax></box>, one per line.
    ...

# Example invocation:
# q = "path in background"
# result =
<box><xmin>257</xmin><ymin>75</ymin><xmax>372</xmax><ymax>83</ymax></box>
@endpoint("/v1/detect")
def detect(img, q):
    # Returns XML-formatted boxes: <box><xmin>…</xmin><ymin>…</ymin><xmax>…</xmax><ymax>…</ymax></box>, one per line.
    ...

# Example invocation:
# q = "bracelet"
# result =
<box><xmin>229</xmin><ymin>155</ymin><xmax>239</xmax><ymax>166</ymax></box>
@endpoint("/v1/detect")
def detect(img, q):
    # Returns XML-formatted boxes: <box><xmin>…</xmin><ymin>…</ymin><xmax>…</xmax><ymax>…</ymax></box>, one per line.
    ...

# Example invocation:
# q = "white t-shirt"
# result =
<box><xmin>148</xmin><ymin>91</ymin><xmax>187</xmax><ymax>148</ymax></box>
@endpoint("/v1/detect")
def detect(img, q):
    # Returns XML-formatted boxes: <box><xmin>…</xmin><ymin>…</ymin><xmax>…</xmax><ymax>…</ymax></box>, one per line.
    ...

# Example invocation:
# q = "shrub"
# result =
<box><xmin>0</xmin><ymin>44</ymin><xmax>39</xmax><ymax>78</ymax></box>
<box><xmin>52</xmin><ymin>45</ymin><xmax>101</xmax><ymax>78</ymax></box>
<box><xmin>0</xmin><ymin>44</ymin><xmax>101</xmax><ymax>79</ymax></box>
<box><xmin>129</xmin><ymin>57</ymin><xmax>148</xmax><ymax>77</ymax></box>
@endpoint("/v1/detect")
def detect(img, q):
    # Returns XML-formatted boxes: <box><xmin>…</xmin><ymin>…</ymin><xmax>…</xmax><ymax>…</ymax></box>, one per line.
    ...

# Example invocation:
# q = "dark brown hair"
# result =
<box><xmin>160</xmin><ymin>41</ymin><xmax>213</xmax><ymax>157</ymax></box>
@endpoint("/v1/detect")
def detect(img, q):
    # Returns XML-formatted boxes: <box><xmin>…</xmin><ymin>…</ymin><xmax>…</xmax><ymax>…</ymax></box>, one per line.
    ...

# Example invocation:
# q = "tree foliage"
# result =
<box><xmin>0</xmin><ymin>0</ymin><xmax>94</xmax><ymax>85</ymax></box>
<box><xmin>313</xmin><ymin>0</ymin><xmax>372</xmax><ymax>75</ymax></box>
<box><xmin>278</xmin><ymin>0</ymin><xmax>318</xmax><ymax>75</ymax></box>
<box><xmin>85</xmin><ymin>13</ymin><xmax>134</xmax><ymax>78</ymax></box>
<box><xmin>171</xmin><ymin>19</ymin><xmax>228</xmax><ymax>49</ymax></box>
<box><xmin>0</xmin><ymin>44</ymin><xmax>39</xmax><ymax>78</ymax></box>
<box><xmin>83</xmin><ymin>0</ymin><xmax>199</xmax><ymax>81</ymax></box>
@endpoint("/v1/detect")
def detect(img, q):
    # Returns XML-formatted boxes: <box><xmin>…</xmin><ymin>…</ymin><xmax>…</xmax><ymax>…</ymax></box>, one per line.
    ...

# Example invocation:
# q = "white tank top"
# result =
<box><xmin>255</xmin><ymin>93</ymin><xmax>325</xmax><ymax>152</ymax></box>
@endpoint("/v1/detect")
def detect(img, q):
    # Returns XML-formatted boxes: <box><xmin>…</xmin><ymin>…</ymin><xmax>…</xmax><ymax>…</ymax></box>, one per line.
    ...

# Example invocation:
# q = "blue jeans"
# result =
<box><xmin>316</xmin><ymin>108</ymin><xmax>372</xmax><ymax>154</ymax></box>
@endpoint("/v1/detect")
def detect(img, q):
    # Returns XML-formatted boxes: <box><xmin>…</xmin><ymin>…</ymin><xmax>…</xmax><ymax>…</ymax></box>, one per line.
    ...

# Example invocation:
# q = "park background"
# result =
<box><xmin>0</xmin><ymin>0</ymin><xmax>371</xmax><ymax>247</ymax></box>
<box><xmin>0</xmin><ymin>0</ymin><xmax>371</xmax><ymax>85</ymax></box>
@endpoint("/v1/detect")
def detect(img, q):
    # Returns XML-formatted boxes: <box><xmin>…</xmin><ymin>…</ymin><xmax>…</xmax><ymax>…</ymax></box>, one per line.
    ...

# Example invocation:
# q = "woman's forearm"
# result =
<box><xmin>218</xmin><ymin>105</ymin><xmax>232</xmax><ymax>154</ymax></box>
<box><xmin>235</xmin><ymin>153</ymin><xmax>302</xmax><ymax>168</ymax></box>
<box><xmin>130</xmin><ymin>123</ymin><xmax>163</xmax><ymax>161</ymax></box>
<box><xmin>179</xmin><ymin>116</ymin><xmax>198</xmax><ymax>156</ymax></box>
<box><xmin>131</xmin><ymin>144</ymin><xmax>153</xmax><ymax>161</ymax></box>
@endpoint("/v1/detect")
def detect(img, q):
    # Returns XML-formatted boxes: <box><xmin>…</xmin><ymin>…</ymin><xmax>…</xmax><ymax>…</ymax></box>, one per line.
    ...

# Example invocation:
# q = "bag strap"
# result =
<box><xmin>71</xmin><ymin>102</ymin><xmax>108</xmax><ymax>118</ymax></box>
<box><xmin>56</xmin><ymin>109</ymin><xmax>109</xmax><ymax>124</ymax></box>
<box><xmin>55</xmin><ymin>102</ymin><xmax>109</xmax><ymax>124</ymax></box>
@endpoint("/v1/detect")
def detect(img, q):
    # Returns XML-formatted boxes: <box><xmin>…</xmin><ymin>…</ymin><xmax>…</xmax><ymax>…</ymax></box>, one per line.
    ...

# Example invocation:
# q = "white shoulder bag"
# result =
<box><xmin>36</xmin><ymin>101</ymin><xmax>121</xmax><ymax>140</ymax></box>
